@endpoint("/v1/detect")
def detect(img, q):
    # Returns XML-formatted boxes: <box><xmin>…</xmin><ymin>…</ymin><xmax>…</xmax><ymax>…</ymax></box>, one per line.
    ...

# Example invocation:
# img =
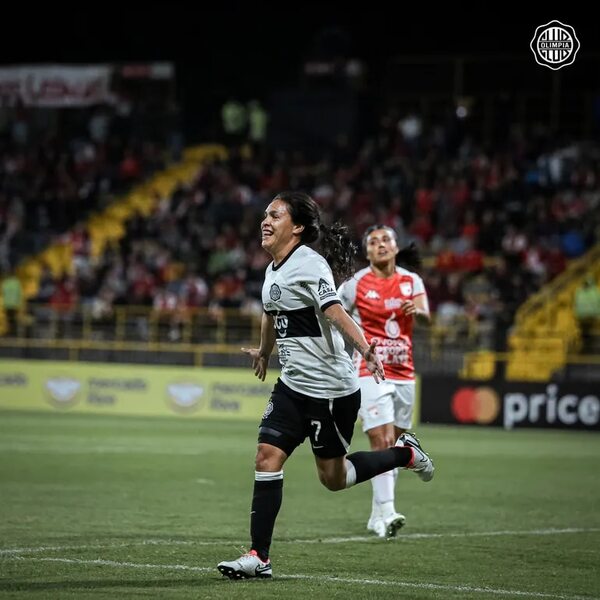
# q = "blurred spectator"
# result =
<box><xmin>49</xmin><ymin>277</ymin><xmax>78</xmax><ymax>338</ymax></box>
<box><xmin>7</xmin><ymin>98</ymin><xmax>598</xmax><ymax>351</ymax></box>
<box><xmin>152</xmin><ymin>287</ymin><xmax>180</xmax><ymax>341</ymax></box>
<box><xmin>1</xmin><ymin>270</ymin><xmax>23</xmax><ymax>336</ymax></box>
<box><xmin>247</xmin><ymin>100</ymin><xmax>268</xmax><ymax>159</ymax></box>
<box><xmin>221</xmin><ymin>98</ymin><xmax>247</xmax><ymax>147</ymax></box>
<box><xmin>90</xmin><ymin>287</ymin><xmax>115</xmax><ymax>339</ymax></box>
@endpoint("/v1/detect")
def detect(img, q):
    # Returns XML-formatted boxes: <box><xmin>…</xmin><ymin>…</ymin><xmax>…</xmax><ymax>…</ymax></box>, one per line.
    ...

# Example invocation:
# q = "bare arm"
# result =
<box><xmin>401</xmin><ymin>294</ymin><xmax>431</xmax><ymax>325</ymax></box>
<box><xmin>242</xmin><ymin>313</ymin><xmax>275</xmax><ymax>381</ymax></box>
<box><xmin>323</xmin><ymin>303</ymin><xmax>385</xmax><ymax>382</ymax></box>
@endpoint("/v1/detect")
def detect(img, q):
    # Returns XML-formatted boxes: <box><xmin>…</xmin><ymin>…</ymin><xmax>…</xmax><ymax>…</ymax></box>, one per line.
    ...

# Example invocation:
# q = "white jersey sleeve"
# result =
<box><xmin>297</xmin><ymin>256</ymin><xmax>342</xmax><ymax>312</ymax></box>
<box><xmin>412</xmin><ymin>272</ymin><xmax>426</xmax><ymax>297</ymax></box>
<box><xmin>337</xmin><ymin>276</ymin><xmax>358</xmax><ymax>312</ymax></box>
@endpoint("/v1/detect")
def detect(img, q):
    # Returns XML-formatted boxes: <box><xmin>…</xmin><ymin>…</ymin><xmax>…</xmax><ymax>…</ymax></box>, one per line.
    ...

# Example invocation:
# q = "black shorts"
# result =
<box><xmin>258</xmin><ymin>378</ymin><xmax>361</xmax><ymax>459</ymax></box>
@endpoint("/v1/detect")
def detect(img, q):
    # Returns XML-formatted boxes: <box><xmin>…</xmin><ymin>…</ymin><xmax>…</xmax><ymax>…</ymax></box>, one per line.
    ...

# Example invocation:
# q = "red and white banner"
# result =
<box><xmin>0</xmin><ymin>65</ymin><xmax>113</xmax><ymax>107</ymax></box>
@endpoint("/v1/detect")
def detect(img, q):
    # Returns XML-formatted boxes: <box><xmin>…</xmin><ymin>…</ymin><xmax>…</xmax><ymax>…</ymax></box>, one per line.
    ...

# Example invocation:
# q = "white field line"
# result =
<box><xmin>10</xmin><ymin>555</ymin><xmax>599</xmax><ymax>600</ymax></box>
<box><xmin>1</xmin><ymin>527</ymin><xmax>598</xmax><ymax>556</ymax></box>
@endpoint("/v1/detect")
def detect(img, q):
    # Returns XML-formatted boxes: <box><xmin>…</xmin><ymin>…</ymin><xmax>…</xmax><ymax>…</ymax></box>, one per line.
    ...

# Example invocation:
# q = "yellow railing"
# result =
<box><xmin>10</xmin><ymin>304</ymin><xmax>262</xmax><ymax>347</ymax></box>
<box><xmin>0</xmin><ymin>337</ymin><xmax>246</xmax><ymax>367</ymax></box>
<box><xmin>505</xmin><ymin>243</ymin><xmax>600</xmax><ymax>380</ymax></box>
<box><xmin>515</xmin><ymin>244</ymin><xmax>600</xmax><ymax>330</ymax></box>
<box><xmin>1</xmin><ymin>334</ymin><xmax>598</xmax><ymax>382</ymax></box>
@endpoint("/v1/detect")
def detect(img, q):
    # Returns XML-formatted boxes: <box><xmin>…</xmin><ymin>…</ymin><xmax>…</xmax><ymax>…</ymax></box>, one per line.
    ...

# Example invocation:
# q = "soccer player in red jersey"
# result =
<box><xmin>339</xmin><ymin>225</ymin><xmax>431</xmax><ymax>537</ymax></box>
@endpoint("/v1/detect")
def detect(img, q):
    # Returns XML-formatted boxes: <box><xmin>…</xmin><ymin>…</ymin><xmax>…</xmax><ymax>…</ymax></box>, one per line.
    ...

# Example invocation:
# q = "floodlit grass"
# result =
<box><xmin>1</xmin><ymin>410</ymin><xmax>599</xmax><ymax>599</ymax></box>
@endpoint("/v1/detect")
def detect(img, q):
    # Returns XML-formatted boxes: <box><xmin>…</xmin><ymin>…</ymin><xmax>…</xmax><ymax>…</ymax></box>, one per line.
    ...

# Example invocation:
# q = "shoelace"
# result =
<box><xmin>232</xmin><ymin>546</ymin><xmax>265</xmax><ymax>566</ymax></box>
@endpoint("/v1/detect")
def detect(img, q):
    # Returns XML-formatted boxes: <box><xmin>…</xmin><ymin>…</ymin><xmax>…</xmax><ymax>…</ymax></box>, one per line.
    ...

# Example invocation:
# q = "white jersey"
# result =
<box><xmin>262</xmin><ymin>244</ymin><xmax>358</xmax><ymax>398</ymax></box>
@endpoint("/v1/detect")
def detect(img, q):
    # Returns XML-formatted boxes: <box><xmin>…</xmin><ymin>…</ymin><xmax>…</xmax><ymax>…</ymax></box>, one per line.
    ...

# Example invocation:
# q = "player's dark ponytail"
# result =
<box><xmin>318</xmin><ymin>221</ymin><xmax>356</xmax><ymax>282</ymax></box>
<box><xmin>396</xmin><ymin>242</ymin><xmax>421</xmax><ymax>270</ymax></box>
<box><xmin>275</xmin><ymin>191</ymin><xmax>356</xmax><ymax>281</ymax></box>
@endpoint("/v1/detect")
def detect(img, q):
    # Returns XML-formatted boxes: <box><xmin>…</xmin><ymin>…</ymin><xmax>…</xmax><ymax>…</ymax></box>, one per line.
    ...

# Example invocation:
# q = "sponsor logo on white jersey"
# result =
<box><xmin>275</xmin><ymin>314</ymin><xmax>288</xmax><ymax>337</ymax></box>
<box><xmin>277</xmin><ymin>342</ymin><xmax>291</xmax><ymax>365</ymax></box>
<box><xmin>269</xmin><ymin>283</ymin><xmax>281</xmax><ymax>301</ymax></box>
<box><xmin>318</xmin><ymin>278</ymin><xmax>336</xmax><ymax>300</ymax></box>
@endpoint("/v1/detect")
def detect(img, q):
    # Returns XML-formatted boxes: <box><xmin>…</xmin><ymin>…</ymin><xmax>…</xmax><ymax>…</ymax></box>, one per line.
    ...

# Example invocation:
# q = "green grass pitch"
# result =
<box><xmin>1</xmin><ymin>410</ymin><xmax>599</xmax><ymax>599</ymax></box>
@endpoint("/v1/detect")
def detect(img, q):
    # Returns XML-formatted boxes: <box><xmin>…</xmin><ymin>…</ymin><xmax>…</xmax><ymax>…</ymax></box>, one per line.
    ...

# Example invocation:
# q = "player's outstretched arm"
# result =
<box><xmin>323</xmin><ymin>303</ymin><xmax>385</xmax><ymax>383</ymax></box>
<box><xmin>242</xmin><ymin>313</ymin><xmax>275</xmax><ymax>381</ymax></box>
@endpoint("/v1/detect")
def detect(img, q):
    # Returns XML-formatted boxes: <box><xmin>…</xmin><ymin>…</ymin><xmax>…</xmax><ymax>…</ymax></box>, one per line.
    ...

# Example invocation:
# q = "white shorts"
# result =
<box><xmin>358</xmin><ymin>377</ymin><xmax>415</xmax><ymax>432</ymax></box>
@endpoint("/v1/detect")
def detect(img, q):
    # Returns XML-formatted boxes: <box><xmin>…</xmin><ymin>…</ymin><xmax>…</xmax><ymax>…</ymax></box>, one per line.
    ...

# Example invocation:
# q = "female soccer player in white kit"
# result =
<box><xmin>339</xmin><ymin>225</ymin><xmax>431</xmax><ymax>538</ymax></box>
<box><xmin>217</xmin><ymin>195</ymin><xmax>434</xmax><ymax>580</ymax></box>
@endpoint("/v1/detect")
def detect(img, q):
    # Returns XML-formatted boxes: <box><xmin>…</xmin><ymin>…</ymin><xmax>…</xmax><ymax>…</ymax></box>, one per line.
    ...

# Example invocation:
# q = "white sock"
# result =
<box><xmin>371</xmin><ymin>470</ymin><xmax>395</xmax><ymax>516</ymax></box>
<box><xmin>369</xmin><ymin>493</ymin><xmax>380</xmax><ymax>522</ymax></box>
<box><xmin>379</xmin><ymin>500</ymin><xmax>398</xmax><ymax>520</ymax></box>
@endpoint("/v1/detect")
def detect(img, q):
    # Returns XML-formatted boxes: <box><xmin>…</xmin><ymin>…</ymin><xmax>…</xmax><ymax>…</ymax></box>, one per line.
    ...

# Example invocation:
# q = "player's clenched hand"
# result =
<box><xmin>363</xmin><ymin>339</ymin><xmax>385</xmax><ymax>383</ymax></box>
<box><xmin>241</xmin><ymin>347</ymin><xmax>269</xmax><ymax>381</ymax></box>
<box><xmin>400</xmin><ymin>299</ymin><xmax>416</xmax><ymax>316</ymax></box>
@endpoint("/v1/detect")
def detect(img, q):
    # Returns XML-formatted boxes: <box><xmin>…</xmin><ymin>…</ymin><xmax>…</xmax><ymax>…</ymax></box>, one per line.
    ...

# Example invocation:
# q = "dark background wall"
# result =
<box><xmin>1</xmin><ymin>7</ymin><xmax>598</xmax><ymax>142</ymax></box>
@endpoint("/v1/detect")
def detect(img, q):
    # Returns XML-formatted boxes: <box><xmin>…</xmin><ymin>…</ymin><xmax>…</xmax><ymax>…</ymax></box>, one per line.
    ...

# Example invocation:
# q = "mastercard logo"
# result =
<box><xmin>451</xmin><ymin>387</ymin><xmax>500</xmax><ymax>424</ymax></box>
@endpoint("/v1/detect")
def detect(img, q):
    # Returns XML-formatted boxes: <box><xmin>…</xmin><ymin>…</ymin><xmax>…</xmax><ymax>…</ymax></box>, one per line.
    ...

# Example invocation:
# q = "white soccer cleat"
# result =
<box><xmin>396</xmin><ymin>432</ymin><xmax>434</xmax><ymax>482</ymax></box>
<box><xmin>368</xmin><ymin>512</ymin><xmax>406</xmax><ymax>538</ymax></box>
<box><xmin>367</xmin><ymin>517</ymin><xmax>387</xmax><ymax>538</ymax></box>
<box><xmin>217</xmin><ymin>550</ymin><xmax>272</xmax><ymax>579</ymax></box>
<box><xmin>366</xmin><ymin>514</ymin><xmax>379</xmax><ymax>532</ymax></box>
<box><xmin>383</xmin><ymin>512</ymin><xmax>406</xmax><ymax>538</ymax></box>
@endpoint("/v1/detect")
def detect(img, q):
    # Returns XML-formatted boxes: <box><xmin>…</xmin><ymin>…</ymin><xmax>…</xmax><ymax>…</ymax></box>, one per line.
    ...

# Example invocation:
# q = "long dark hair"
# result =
<box><xmin>362</xmin><ymin>224</ymin><xmax>421</xmax><ymax>271</ymax></box>
<box><xmin>275</xmin><ymin>191</ymin><xmax>356</xmax><ymax>281</ymax></box>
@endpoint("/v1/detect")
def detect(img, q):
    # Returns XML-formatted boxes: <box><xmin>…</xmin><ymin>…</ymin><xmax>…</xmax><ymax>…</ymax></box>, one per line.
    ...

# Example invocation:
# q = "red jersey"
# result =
<box><xmin>338</xmin><ymin>266</ymin><xmax>427</xmax><ymax>381</ymax></box>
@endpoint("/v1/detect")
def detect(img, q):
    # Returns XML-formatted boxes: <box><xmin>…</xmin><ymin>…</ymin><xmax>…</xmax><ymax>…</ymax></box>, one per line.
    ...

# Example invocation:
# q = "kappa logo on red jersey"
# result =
<box><xmin>364</xmin><ymin>289</ymin><xmax>380</xmax><ymax>300</ymax></box>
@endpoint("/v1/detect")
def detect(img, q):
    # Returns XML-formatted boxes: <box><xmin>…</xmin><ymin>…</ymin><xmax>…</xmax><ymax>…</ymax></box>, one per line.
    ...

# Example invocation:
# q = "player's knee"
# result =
<box><xmin>254</xmin><ymin>445</ymin><xmax>280</xmax><ymax>471</ymax></box>
<box><xmin>368</xmin><ymin>431</ymin><xmax>391</xmax><ymax>450</ymax></box>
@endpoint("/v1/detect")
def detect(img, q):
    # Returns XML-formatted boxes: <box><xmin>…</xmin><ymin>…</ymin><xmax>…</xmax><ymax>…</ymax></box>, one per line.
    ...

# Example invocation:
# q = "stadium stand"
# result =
<box><xmin>1</xmin><ymin>57</ymin><xmax>599</xmax><ymax>381</ymax></box>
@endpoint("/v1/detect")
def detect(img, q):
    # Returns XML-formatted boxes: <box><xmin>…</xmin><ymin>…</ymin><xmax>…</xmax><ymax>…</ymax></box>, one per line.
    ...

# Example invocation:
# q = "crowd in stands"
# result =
<box><xmin>2</xmin><ymin>102</ymin><xmax>599</xmax><ymax>349</ymax></box>
<box><xmin>0</xmin><ymin>101</ymin><xmax>171</xmax><ymax>271</ymax></box>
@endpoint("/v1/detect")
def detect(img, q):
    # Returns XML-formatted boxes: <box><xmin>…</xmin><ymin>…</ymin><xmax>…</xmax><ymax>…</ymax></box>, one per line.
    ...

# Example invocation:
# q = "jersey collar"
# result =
<box><xmin>272</xmin><ymin>243</ymin><xmax>303</xmax><ymax>271</ymax></box>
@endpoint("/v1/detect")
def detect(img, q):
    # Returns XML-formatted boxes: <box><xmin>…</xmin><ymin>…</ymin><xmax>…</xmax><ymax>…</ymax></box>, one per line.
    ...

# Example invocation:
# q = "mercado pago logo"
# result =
<box><xmin>530</xmin><ymin>20</ymin><xmax>580</xmax><ymax>70</ymax></box>
<box><xmin>45</xmin><ymin>376</ymin><xmax>82</xmax><ymax>408</ymax></box>
<box><xmin>166</xmin><ymin>382</ymin><xmax>205</xmax><ymax>413</ymax></box>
